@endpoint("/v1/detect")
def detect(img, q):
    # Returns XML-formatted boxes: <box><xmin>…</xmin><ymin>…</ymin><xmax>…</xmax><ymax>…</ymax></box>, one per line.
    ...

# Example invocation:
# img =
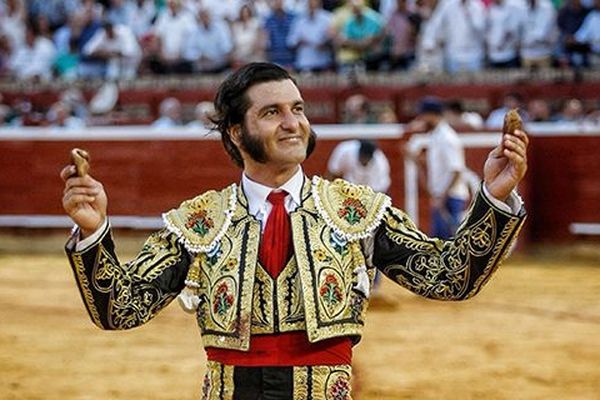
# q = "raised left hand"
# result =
<box><xmin>483</xmin><ymin>129</ymin><xmax>529</xmax><ymax>201</ymax></box>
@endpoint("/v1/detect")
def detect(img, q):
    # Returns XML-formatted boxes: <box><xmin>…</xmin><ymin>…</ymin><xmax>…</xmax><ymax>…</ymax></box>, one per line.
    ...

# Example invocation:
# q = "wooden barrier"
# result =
<box><xmin>1</xmin><ymin>125</ymin><xmax>598</xmax><ymax>243</ymax></box>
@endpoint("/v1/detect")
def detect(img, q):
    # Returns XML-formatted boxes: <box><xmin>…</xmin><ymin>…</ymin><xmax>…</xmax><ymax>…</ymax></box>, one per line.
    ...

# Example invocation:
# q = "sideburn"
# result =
<box><xmin>239</xmin><ymin>125</ymin><xmax>317</xmax><ymax>164</ymax></box>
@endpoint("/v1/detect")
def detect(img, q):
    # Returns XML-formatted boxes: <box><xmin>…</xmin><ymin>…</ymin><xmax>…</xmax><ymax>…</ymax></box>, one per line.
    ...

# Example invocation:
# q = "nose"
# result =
<box><xmin>280</xmin><ymin>108</ymin><xmax>300</xmax><ymax>131</ymax></box>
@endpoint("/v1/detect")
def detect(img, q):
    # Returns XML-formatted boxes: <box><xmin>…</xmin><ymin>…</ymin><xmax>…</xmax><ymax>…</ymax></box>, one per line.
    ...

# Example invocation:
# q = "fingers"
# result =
<box><xmin>60</xmin><ymin>165</ymin><xmax>76</xmax><ymax>181</ymax></box>
<box><xmin>63</xmin><ymin>174</ymin><xmax>102</xmax><ymax>193</ymax></box>
<box><xmin>503</xmin><ymin>134</ymin><xmax>527</xmax><ymax>159</ymax></box>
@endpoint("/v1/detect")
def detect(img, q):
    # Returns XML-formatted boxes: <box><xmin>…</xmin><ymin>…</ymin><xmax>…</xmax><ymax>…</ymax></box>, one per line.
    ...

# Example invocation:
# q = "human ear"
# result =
<box><xmin>229</xmin><ymin>124</ymin><xmax>242</xmax><ymax>147</ymax></box>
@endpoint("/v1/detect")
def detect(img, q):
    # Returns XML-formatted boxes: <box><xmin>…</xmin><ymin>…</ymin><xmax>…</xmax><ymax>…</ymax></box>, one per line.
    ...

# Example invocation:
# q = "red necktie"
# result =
<box><xmin>259</xmin><ymin>191</ymin><xmax>292</xmax><ymax>278</ymax></box>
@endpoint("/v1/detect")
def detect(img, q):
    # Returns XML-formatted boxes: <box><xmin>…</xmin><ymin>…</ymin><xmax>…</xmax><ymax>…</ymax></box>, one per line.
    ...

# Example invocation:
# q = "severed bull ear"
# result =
<box><xmin>502</xmin><ymin>108</ymin><xmax>523</xmax><ymax>136</ymax></box>
<box><xmin>70</xmin><ymin>148</ymin><xmax>90</xmax><ymax>177</ymax></box>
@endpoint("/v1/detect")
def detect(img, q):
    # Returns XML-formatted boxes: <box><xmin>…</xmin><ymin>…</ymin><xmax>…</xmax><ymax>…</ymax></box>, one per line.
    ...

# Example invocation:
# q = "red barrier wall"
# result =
<box><xmin>1</xmin><ymin>130</ymin><xmax>598</xmax><ymax>242</ymax></box>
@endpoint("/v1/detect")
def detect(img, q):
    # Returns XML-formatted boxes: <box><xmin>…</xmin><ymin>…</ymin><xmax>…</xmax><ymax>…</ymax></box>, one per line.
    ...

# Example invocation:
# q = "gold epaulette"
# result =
<box><xmin>311</xmin><ymin>176</ymin><xmax>391</xmax><ymax>241</ymax></box>
<box><xmin>162</xmin><ymin>184</ymin><xmax>237</xmax><ymax>254</ymax></box>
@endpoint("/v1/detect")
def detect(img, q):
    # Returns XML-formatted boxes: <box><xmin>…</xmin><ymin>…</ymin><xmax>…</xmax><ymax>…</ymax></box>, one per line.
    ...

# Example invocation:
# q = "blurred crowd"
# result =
<box><xmin>2</xmin><ymin>87</ymin><xmax>600</xmax><ymax>128</ymax></box>
<box><xmin>0</xmin><ymin>0</ymin><xmax>599</xmax><ymax>82</ymax></box>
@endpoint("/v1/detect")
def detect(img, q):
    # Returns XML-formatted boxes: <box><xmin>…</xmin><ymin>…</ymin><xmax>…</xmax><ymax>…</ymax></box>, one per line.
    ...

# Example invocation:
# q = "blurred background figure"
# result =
<box><xmin>527</xmin><ymin>98</ymin><xmax>552</xmax><ymax>121</ymax></box>
<box><xmin>147</xmin><ymin>0</ymin><xmax>195</xmax><ymax>74</ymax></box>
<box><xmin>46</xmin><ymin>100</ymin><xmax>86</xmax><ymax>129</ymax></box>
<box><xmin>573</xmin><ymin>0</ymin><xmax>600</xmax><ymax>67</ymax></box>
<box><xmin>8</xmin><ymin>19</ymin><xmax>56</xmax><ymax>81</ymax></box>
<box><xmin>343</xmin><ymin>94</ymin><xmax>377</xmax><ymax>124</ymax></box>
<box><xmin>264</xmin><ymin>0</ymin><xmax>296</xmax><ymax>68</ymax></box>
<box><xmin>385</xmin><ymin>0</ymin><xmax>419</xmax><ymax>70</ymax></box>
<box><xmin>410</xmin><ymin>97</ymin><xmax>470</xmax><ymax>239</ymax></box>
<box><xmin>443</xmin><ymin>99</ymin><xmax>484</xmax><ymax>130</ymax></box>
<box><xmin>83</xmin><ymin>21</ymin><xmax>141</xmax><ymax>80</ymax></box>
<box><xmin>230</xmin><ymin>4</ymin><xmax>266</xmax><ymax>68</ymax></box>
<box><xmin>153</xmin><ymin>97</ymin><xmax>182</xmax><ymax>128</ymax></box>
<box><xmin>519</xmin><ymin>0</ymin><xmax>557</xmax><ymax>70</ymax></box>
<box><xmin>187</xmin><ymin>101</ymin><xmax>216</xmax><ymax>129</ymax></box>
<box><xmin>486</xmin><ymin>92</ymin><xmax>527</xmax><ymax>128</ymax></box>
<box><xmin>337</xmin><ymin>0</ymin><xmax>386</xmax><ymax>72</ymax></box>
<box><xmin>326</xmin><ymin>138</ymin><xmax>391</xmax><ymax>193</ymax></box>
<box><xmin>556</xmin><ymin>0</ymin><xmax>590</xmax><ymax>68</ymax></box>
<box><xmin>412</xmin><ymin>0</ymin><xmax>444</xmax><ymax>73</ymax></box>
<box><xmin>485</xmin><ymin>0</ymin><xmax>522</xmax><ymax>69</ymax></box>
<box><xmin>424</xmin><ymin>0</ymin><xmax>485</xmax><ymax>73</ymax></box>
<box><xmin>553</xmin><ymin>98</ymin><xmax>586</xmax><ymax>122</ymax></box>
<box><xmin>287</xmin><ymin>0</ymin><xmax>334</xmax><ymax>72</ymax></box>
<box><xmin>184</xmin><ymin>8</ymin><xmax>233</xmax><ymax>73</ymax></box>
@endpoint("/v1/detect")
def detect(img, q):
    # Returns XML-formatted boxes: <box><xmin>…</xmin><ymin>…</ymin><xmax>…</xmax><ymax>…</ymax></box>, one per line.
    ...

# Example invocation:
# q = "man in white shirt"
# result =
<box><xmin>486</xmin><ymin>0</ymin><xmax>524</xmax><ymax>68</ymax></box>
<box><xmin>411</xmin><ymin>97</ymin><xmax>470</xmax><ymax>238</ymax></box>
<box><xmin>183</xmin><ymin>8</ymin><xmax>233</xmax><ymax>73</ymax></box>
<box><xmin>9</xmin><ymin>22</ymin><xmax>56</xmax><ymax>81</ymax></box>
<box><xmin>327</xmin><ymin>139</ymin><xmax>391</xmax><ymax>194</ymax></box>
<box><xmin>83</xmin><ymin>22</ymin><xmax>142</xmax><ymax>80</ymax></box>
<box><xmin>287</xmin><ymin>0</ymin><xmax>334</xmax><ymax>72</ymax></box>
<box><xmin>60</xmin><ymin>63</ymin><xmax>529</xmax><ymax>398</ymax></box>
<box><xmin>424</xmin><ymin>0</ymin><xmax>486</xmax><ymax>73</ymax></box>
<box><xmin>519</xmin><ymin>0</ymin><xmax>558</xmax><ymax>69</ymax></box>
<box><xmin>150</xmin><ymin>0</ymin><xmax>195</xmax><ymax>73</ymax></box>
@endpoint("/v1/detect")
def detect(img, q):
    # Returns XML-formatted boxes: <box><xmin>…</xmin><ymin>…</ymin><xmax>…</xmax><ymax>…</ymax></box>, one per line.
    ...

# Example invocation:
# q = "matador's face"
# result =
<box><xmin>236</xmin><ymin>79</ymin><xmax>312</xmax><ymax>171</ymax></box>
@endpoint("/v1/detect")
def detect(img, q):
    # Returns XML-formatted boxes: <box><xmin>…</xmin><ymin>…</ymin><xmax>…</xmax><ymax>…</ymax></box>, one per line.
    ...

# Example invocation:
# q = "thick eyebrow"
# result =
<box><xmin>256</xmin><ymin>100</ymin><xmax>305</xmax><ymax>115</ymax></box>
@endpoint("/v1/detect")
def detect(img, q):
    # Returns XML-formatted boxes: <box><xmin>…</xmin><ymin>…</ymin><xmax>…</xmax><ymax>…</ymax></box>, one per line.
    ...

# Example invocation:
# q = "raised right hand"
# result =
<box><xmin>60</xmin><ymin>165</ymin><xmax>108</xmax><ymax>237</ymax></box>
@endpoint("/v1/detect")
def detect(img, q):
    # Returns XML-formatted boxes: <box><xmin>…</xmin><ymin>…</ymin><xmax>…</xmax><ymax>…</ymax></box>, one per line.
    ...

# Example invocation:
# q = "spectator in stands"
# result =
<box><xmin>127</xmin><ymin>0</ymin><xmax>157</xmax><ymax>39</ymax></box>
<box><xmin>553</xmin><ymin>98</ymin><xmax>586</xmax><ymax>122</ymax></box>
<box><xmin>76</xmin><ymin>1</ymin><xmax>106</xmax><ymax>79</ymax></box>
<box><xmin>287</xmin><ymin>0</ymin><xmax>334</xmax><ymax>72</ymax></box>
<box><xmin>519</xmin><ymin>0</ymin><xmax>558</xmax><ymax>70</ymax></box>
<box><xmin>386</xmin><ymin>0</ymin><xmax>419</xmax><ymax>70</ymax></box>
<box><xmin>83</xmin><ymin>21</ymin><xmax>142</xmax><ymax>80</ymax></box>
<box><xmin>27</xmin><ymin>0</ymin><xmax>80</xmax><ymax>31</ymax></box>
<box><xmin>342</xmin><ymin>0</ymin><xmax>386</xmax><ymax>71</ymax></box>
<box><xmin>343</xmin><ymin>94</ymin><xmax>377</xmax><ymax>123</ymax></box>
<box><xmin>412</xmin><ymin>0</ymin><xmax>444</xmax><ymax>73</ymax></box>
<box><xmin>378</xmin><ymin>104</ymin><xmax>398</xmax><ymax>123</ymax></box>
<box><xmin>231</xmin><ymin>4</ymin><xmax>266</xmax><ymax>68</ymax></box>
<box><xmin>0</xmin><ymin>0</ymin><xmax>26</xmax><ymax>56</ymax></box>
<box><xmin>486</xmin><ymin>92</ymin><xmax>527</xmax><ymax>129</ymax></box>
<box><xmin>444</xmin><ymin>99</ymin><xmax>484</xmax><ymax>130</ymax></box>
<box><xmin>264</xmin><ymin>0</ymin><xmax>296</xmax><ymax>68</ymax></box>
<box><xmin>409</xmin><ymin>97</ymin><xmax>470</xmax><ymax>239</ymax></box>
<box><xmin>8</xmin><ymin>19</ymin><xmax>56</xmax><ymax>81</ymax></box>
<box><xmin>199</xmin><ymin>0</ymin><xmax>243</xmax><ymax>23</ymax></box>
<box><xmin>61</xmin><ymin>88</ymin><xmax>89</xmax><ymax>121</ymax></box>
<box><xmin>557</xmin><ymin>0</ymin><xmax>590</xmax><ymax>68</ymax></box>
<box><xmin>573</xmin><ymin>0</ymin><xmax>600</xmax><ymax>66</ymax></box>
<box><xmin>153</xmin><ymin>97</ymin><xmax>182</xmax><ymax>127</ymax></box>
<box><xmin>187</xmin><ymin>101</ymin><xmax>216</xmax><ymax>129</ymax></box>
<box><xmin>47</xmin><ymin>100</ymin><xmax>86</xmax><ymax>129</ymax></box>
<box><xmin>425</xmin><ymin>0</ymin><xmax>486</xmax><ymax>74</ymax></box>
<box><xmin>527</xmin><ymin>98</ymin><xmax>552</xmax><ymax>121</ymax></box>
<box><xmin>485</xmin><ymin>0</ymin><xmax>523</xmax><ymax>69</ymax></box>
<box><xmin>148</xmin><ymin>0</ymin><xmax>195</xmax><ymax>74</ymax></box>
<box><xmin>184</xmin><ymin>8</ymin><xmax>233</xmax><ymax>74</ymax></box>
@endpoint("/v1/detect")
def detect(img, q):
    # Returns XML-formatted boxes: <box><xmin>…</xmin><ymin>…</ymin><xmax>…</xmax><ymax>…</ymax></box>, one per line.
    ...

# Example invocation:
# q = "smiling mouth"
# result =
<box><xmin>279</xmin><ymin>136</ymin><xmax>303</xmax><ymax>143</ymax></box>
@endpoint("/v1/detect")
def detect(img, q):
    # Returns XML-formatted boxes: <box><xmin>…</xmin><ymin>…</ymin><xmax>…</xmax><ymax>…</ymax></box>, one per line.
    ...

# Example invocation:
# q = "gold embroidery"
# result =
<box><xmin>202</xmin><ymin>361</ymin><xmax>234</xmax><ymax>400</ymax></box>
<box><xmin>293</xmin><ymin>365</ymin><xmax>353</xmax><ymax>400</ymax></box>
<box><xmin>163</xmin><ymin>185</ymin><xmax>237</xmax><ymax>253</ymax></box>
<box><xmin>312</xmin><ymin>177</ymin><xmax>390</xmax><ymax>241</ymax></box>
<box><xmin>71</xmin><ymin>252</ymin><xmax>103</xmax><ymax>327</ymax></box>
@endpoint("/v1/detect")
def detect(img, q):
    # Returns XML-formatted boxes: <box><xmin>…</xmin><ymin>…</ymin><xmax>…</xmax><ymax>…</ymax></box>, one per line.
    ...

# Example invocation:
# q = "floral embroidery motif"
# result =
<box><xmin>186</xmin><ymin>210</ymin><xmax>214</xmax><ymax>237</ymax></box>
<box><xmin>327</xmin><ymin>376</ymin><xmax>350</xmax><ymax>400</ymax></box>
<box><xmin>213</xmin><ymin>282</ymin><xmax>234</xmax><ymax>316</ymax></box>
<box><xmin>337</xmin><ymin>197</ymin><xmax>367</xmax><ymax>225</ymax></box>
<box><xmin>330</xmin><ymin>231</ymin><xmax>348</xmax><ymax>256</ymax></box>
<box><xmin>314</xmin><ymin>249</ymin><xmax>332</xmax><ymax>263</ymax></box>
<box><xmin>205</xmin><ymin>241</ymin><xmax>222</xmax><ymax>266</ymax></box>
<box><xmin>319</xmin><ymin>274</ymin><xmax>343</xmax><ymax>306</ymax></box>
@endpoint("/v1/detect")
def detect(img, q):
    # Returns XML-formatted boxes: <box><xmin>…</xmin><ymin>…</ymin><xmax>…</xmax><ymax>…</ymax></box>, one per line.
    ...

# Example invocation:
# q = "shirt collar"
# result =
<box><xmin>242</xmin><ymin>166</ymin><xmax>304</xmax><ymax>217</ymax></box>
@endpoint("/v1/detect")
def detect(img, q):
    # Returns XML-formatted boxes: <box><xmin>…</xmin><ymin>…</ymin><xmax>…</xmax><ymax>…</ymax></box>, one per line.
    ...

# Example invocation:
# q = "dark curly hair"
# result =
<box><xmin>212</xmin><ymin>62</ymin><xmax>315</xmax><ymax>168</ymax></box>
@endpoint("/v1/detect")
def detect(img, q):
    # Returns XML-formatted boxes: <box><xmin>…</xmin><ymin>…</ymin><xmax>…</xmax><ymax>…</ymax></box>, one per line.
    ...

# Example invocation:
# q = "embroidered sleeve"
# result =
<box><xmin>312</xmin><ymin>176</ymin><xmax>391</xmax><ymax>241</ymax></box>
<box><xmin>372</xmin><ymin>190</ymin><xmax>526</xmax><ymax>300</ymax></box>
<box><xmin>65</xmin><ymin>224</ymin><xmax>193</xmax><ymax>330</ymax></box>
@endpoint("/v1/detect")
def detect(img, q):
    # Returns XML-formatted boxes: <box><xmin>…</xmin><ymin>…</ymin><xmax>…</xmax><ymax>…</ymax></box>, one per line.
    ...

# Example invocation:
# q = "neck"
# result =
<box><xmin>244</xmin><ymin>164</ymin><xmax>300</xmax><ymax>188</ymax></box>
